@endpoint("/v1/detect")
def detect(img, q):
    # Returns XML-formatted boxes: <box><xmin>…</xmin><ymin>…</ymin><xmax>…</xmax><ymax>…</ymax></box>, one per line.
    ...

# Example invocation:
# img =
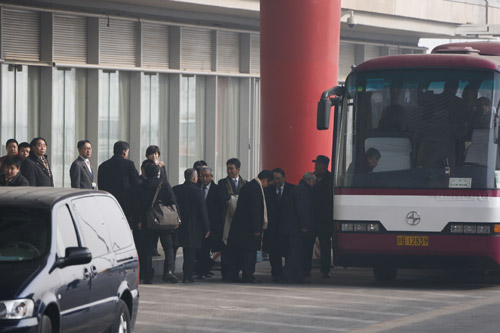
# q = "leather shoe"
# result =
<box><xmin>143</xmin><ymin>279</ymin><xmax>153</xmax><ymax>284</ymax></box>
<box><xmin>321</xmin><ymin>272</ymin><xmax>332</xmax><ymax>279</ymax></box>
<box><xmin>183</xmin><ymin>278</ymin><xmax>195</xmax><ymax>284</ymax></box>
<box><xmin>162</xmin><ymin>272</ymin><xmax>178</xmax><ymax>284</ymax></box>
<box><xmin>242</xmin><ymin>278</ymin><xmax>262</xmax><ymax>284</ymax></box>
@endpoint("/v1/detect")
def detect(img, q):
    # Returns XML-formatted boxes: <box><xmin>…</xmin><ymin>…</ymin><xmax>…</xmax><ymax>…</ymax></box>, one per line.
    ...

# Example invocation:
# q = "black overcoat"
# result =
<box><xmin>263</xmin><ymin>182</ymin><xmax>294</xmax><ymax>253</ymax></box>
<box><xmin>281</xmin><ymin>180</ymin><xmax>315</xmax><ymax>237</ymax></box>
<box><xmin>98</xmin><ymin>154</ymin><xmax>140</xmax><ymax>216</ymax></box>
<box><xmin>173</xmin><ymin>181</ymin><xmax>210</xmax><ymax>249</ymax></box>
<box><xmin>204</xmin><ymin>181</ymin><xmax>223</xmax><ymax>250</ymax></box>
<box><xmin>20</xmin><ymin>153</ymin><xmax>54</xmax><ymax>187</ymax></box>
<box><xmin>227</xmin><ymin>179</ymin><xmax>265</xmax><ymax>251</ymax></box>
<box><xmin>312</xmin><ymin>171</ymin><xmax>334</xmax><ymax>233</ymax></box>
<box><xmin>134</xmin><ymin>177</ymin><xmax>177</xmax><ymax>224</ymax></box>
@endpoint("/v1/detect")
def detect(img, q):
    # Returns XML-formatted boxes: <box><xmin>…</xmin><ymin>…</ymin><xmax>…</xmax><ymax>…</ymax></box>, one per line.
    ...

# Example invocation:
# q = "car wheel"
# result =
<box><xmin>373</xmin><ymin>266</ymin><xmax>397</xmax><ymax>281</ymax></box>
<box><xmin>38</xmin><ymin>314</ymin><xmax>52</xmax><ymax>333</ymax></box>
<box><xmin>111</xmin><ymin>300</ymin><xmax>131</xmax><ymax>333</ymax></box>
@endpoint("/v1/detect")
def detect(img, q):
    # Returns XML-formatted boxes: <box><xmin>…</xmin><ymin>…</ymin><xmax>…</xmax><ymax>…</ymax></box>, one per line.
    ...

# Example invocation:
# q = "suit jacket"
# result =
<box><xmin>263</xmin><ymin>182</ymin><xmax>295</xmax><ymax>252</ymax></box>
<box><xmin>227</xmin><ymin>179</ymin><xmax>265</xmax><ymax>251</ymax></box>
<box><xmin>70</xmin><ymin>156</ymin><xmax>94</xmax><ymax>189</ymax></box>
<box><xmin>173</xmin><ymin>181</ymin><xmax>210</xmax><ymax>249</ymax></box>
<box><xmin>0</xmin><ymin>173</ymin><xmax>30</xmax><ymax>186</ymax></box>
<box><xmin>20</xmin><ymin>153</ymin><xmax>54</xmax><ymax>187</ymax></box>
<box><xmin>97</xmin><ymin>154</ymin><xmax>140</xmax><ymax>216</ymax></box>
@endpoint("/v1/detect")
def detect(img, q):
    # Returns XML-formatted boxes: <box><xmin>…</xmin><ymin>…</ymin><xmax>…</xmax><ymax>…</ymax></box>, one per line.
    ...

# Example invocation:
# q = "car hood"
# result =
<box><xmin>0</xmin><ymin>261</ymin><xmax>44</xmax><ymax>299</ymax></box>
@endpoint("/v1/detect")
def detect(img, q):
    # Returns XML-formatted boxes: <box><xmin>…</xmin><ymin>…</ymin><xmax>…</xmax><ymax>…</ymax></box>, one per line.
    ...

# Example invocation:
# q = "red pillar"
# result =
<box><xmin>260</xmin><ymin>0</ymin><xmax>341</xmax><ymax>183</ymax></box>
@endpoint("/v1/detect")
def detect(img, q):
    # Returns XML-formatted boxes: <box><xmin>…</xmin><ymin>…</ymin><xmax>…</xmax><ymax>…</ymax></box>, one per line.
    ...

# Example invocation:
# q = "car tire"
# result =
<box><xmin>111</xmin><ymin>300</ymin><xmax>131</xmax><ymax>333</ymax></box>
<box><xmin>373</xmin><ymin>266</ymin><xmax>397</xmax><ymax>281</ymax></box>
<box><xmin>38</xmin><ymin>314</ymin><xmax>52</xmax><ymax>333</ymax></box>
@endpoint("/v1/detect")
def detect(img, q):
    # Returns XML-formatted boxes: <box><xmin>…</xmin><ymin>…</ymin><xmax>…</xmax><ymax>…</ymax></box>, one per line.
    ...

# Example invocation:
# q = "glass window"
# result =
<box><xmin>55</xmin><ymin>205</ymin><xmax>79</xmax><ymax>257</ymax></box>
<box><xmin>71</xmin><ymin>197</ymin><xmax>110</xmax><ymax>257</ymax></box>
<box><xmin>179</xmin><ymin>75</ymin><xmax>206</xmax><ymax>182</ymax></box>
<box><xmin>98</xmin><ymin>70</ymin><xmax>130</xmax><ymax>165</ymax></box>
<box><xmin>216</xmin><ymin>77</ymin><xmax>240</xmax><ymax>181</ymax></box>
<box><xmin>337</xmin><ymin>69</ymin><xmax>498</xmax><ymax>189</ymax></box>
<box><xmin>52</xmin><ymin>68</ymin><xmax>87</xmax><ymax>187</ymax></box>
<box><xmin>0</xmin><ymin>207</ymin><xmax>50</xmax><ymax>262</ymax></box>
<box><xmin>93</xmin><ymin>196</ymin><xmax>133</xmax><ymax>251</ymax></box>
<box><xmin>0</xmin><ymin>64</ymin><xmax>40</xmax><ymax>154</ymax></box>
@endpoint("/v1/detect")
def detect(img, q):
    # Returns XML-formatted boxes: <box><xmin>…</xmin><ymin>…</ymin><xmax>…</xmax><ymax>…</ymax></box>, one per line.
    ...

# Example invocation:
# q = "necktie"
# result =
<box><xmin>85</xmin><ymin>159</ymin><xmax>93</xmax><ymax>178</ymax></box>
<box><xmin>203</xmin><ymin>186</ymin><xmax>208</xmax><ymax>199</ymax></box>
<box><xmin>277</xmin><ymin>187</ymin><xmax>282</xmax><ymax>200</ymax></box>
<box><xmin>233</xmin><ymin>178</ymin><xmax>238</xmax><ymax>193</ymax></box>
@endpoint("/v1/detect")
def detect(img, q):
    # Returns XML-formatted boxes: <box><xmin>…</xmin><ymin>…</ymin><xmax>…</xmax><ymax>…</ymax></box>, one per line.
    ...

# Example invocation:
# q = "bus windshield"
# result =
<box><xmin>336</xmin><ymin>69</ymin><xmax>500</xmax><ymax>190</ymax></box>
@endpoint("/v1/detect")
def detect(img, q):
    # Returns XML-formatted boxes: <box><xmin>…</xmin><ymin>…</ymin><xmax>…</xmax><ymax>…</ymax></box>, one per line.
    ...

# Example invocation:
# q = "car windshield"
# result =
<box><xmin>335</xmin><ymin>68</ymin><xmax>500</xmax><ymax>189</ymax></box>
<box><xmin>0</xmin><ymin>207</ymin><xmax>51</xmax><ymax>262</ymax></box>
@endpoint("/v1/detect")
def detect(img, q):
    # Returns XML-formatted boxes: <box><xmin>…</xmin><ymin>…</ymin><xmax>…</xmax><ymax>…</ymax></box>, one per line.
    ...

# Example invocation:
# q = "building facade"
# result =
<box><xmin>0</xmin><ymin>0</ymin><xmax>497</xmax><ymax>185</ymax></box>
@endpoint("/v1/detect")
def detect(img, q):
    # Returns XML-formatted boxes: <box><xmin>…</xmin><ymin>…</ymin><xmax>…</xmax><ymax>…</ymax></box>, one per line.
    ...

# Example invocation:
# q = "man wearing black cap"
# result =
<box><xmin>308</xmin><ymin>155</ymin><xmax>334</xmax><ymax>278</ymax></box>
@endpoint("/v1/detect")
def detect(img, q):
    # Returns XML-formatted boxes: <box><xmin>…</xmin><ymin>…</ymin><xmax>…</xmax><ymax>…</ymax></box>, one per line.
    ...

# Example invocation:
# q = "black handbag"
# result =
<box><xmin>146</xmin><ymin>181</ymin><xmax>181</xmax><ymax>230</ymax></box>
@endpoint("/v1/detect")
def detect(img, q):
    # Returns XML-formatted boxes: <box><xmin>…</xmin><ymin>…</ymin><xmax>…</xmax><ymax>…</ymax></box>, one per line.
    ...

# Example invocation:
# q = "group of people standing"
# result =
<box><xmin>0</xmin><ymin>136</ymin><xmax>335</xmax><ymax>285</ymax></box>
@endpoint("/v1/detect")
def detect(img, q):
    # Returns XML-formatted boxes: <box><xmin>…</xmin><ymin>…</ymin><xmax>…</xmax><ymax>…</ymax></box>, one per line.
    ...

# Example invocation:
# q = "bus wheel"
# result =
<box><xmin>373</xmin><ymin>266</ymin><xmax>397</xmax><ymax>281</ymax></box>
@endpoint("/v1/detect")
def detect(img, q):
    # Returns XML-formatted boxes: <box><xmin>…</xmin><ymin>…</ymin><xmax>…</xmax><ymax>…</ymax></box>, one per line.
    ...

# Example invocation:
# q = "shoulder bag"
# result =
<box><xmin>146</xmin><ymin>181</ymin><xmax>181</xmax><ymax>230</ymax></box>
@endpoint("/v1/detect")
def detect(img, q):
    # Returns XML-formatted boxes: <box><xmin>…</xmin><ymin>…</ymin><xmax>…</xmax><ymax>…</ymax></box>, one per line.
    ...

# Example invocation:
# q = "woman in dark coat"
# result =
<box><xmin>134</xmin><ymin>160</ymin><xmax>178</xmax><ymax>284</ymax></box>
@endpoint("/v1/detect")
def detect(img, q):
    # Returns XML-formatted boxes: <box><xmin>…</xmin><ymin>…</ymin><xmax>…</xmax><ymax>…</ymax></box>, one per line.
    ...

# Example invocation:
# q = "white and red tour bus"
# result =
<box><xmin>318</xmin><ymin>42</ymin><xmax>500</xmax><ymax>281</ymax></box>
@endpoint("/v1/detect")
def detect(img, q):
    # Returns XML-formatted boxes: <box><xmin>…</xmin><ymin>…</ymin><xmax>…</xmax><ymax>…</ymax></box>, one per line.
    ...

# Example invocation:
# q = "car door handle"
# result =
<box><xmin>83</xmin><ymin>267</ymin><xmax>91</xmax><ymax>280</ymax></box>
<box><xmin>90</xmin><ymin>265</ymin><xmax>98</xmax><ymax>278</ymax></box>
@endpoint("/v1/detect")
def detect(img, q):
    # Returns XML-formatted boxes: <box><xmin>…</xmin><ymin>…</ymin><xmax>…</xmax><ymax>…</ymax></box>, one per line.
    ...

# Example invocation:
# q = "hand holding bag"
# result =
<box><xmin>146</xmin><ymin>181</ymin><xmax>181</xmax><ymax>230</ymax></box>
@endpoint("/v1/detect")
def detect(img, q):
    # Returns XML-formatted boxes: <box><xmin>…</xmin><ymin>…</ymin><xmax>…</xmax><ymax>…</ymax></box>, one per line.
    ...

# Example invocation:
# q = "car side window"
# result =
<box><xmin>55</xmin><ymin>205</ymin><xmax>79</xmax><ymax>258</ymax></box>
<box><xmin>71</xmin><ymin>197</ymin><xmax>110</xmax><ymax>257</ymax></box>
<box><xmin>94</xmin><ymin>196</ymin><xmax>133</xmax><ymax>251</ymax></box>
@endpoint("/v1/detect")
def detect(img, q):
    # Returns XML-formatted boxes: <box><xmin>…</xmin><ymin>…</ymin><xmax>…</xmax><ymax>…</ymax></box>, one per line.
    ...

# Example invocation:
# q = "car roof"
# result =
<box><xmin>0</xmin><ymin>187</ymin><xmax>110</xmax><ymax>209</ymax></box>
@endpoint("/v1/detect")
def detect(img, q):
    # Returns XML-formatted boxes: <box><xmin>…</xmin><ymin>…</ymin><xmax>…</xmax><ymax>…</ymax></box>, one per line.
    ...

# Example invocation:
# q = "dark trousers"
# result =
<box><xmin>134</xmin><ymin>229</ymin><xmax>155</xmax><ymax>281</ymax></box>
<box><xmin>157</xmin><ymin>230</ymin><xmax>176</xmax><ymax>275</ymax></box>
<box><xmin>183</xmin><ymin>247</ymin><xmax>196</xmax><ymax>280</ymax></box>
<box><xmin>195</xmin><ymin>238</ymin><xmax>214</xmax><ymax>276</ymax></box>
<box><xmin>303</xmin><ymin>236</ymin><xmax>315</xmax><ymax>277</ymax></box>
<box><xmin>283</xmin><ymin>234</ymin><xmax>307</xmax><ymax>282</ymax></box>
<box><xmin>220</xmin><ymin>245</ymin><xmax>233</xmax><ymax>280</ymax></box>
<box><xmin>230</xmin><ymin>245</ymin><xmax>257</xmax><ymax>281</ymax></box>
<box><xmin>317</xmin><ymin>232</ymin><xmax>333</xmax><ymax>274</ymax></box>
<box><xmin>267</xmin><ymin>234</ymin><xmax>288</xmax><ymax>278</ymax></box>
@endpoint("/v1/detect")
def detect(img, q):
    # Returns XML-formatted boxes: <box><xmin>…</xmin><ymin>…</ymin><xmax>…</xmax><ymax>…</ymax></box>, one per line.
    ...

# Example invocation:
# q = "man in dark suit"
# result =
<box><xmin>173</xmin><ymin>168</ymin><xmax>210</xmax><ymax>283</ymax></box>
<box><xmin>0</xmin><ymin>156</ymin><xmax>29</xmax><ymax>186</ymax></box>
<box><xmin>311</xmin><ymin>155</ymin><xmax>334</xmax><ymax>279</ymax></box>
<box><xmin>21</xmin><ymin>137</ymin><xmax>54</xmax><ymax>187</ymax></box>
<box><xmin>98</xmin><ymin>141</ymin><xmax>140</xmax><ymax>220</ymax></box>
<box><xmin>281</xmin><ymin>172</ymin><xmax>316</xmax><ymax>283</ymax></box>
<box><xmin>196</xmin><ymin>166</ymin><xmax>219</xmax><ymax>278</ymax></box>
<box><xmin>227</xmin><ymin>170</ymin><xmax>274</xmax><ymax>283</ymax></box>
<box><xmin>70</xmin><ymin>140</ymin><xmax>95</xmax><ymax>189</ymax></box>
<box><xmin>263</xmin><ymin>168</ymin><xmax>295</xmax><ymax>282</ymax></box>
<box><xmin>217</xmin><ymin>157</ymin><xmax>247</xmax><ymax>281</ymax></box>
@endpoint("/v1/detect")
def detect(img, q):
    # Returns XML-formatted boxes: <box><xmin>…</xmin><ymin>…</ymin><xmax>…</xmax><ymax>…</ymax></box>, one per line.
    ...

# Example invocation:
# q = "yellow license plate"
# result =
<box><xmin>397</xmin><ymin>236</ymin><xmax>429</xmax><ymax>247</ymax></box>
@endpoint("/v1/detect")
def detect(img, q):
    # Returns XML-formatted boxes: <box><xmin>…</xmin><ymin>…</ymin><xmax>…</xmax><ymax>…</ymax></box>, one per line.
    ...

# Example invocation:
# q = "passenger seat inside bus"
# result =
<box><xmin>365</xmin><ymin>135</ymin><xmax>412</xmax><ymax>172</ymax></box>
<box><xmin>464</xmin><ymin>129</ymin><xmax>490</xmax><ymax>166</ymax></box>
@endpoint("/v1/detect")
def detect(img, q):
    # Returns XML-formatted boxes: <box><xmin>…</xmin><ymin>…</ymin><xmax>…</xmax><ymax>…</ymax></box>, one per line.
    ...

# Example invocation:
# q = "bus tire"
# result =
<box><xmin>373</xmin><ymin>266</ymin><xmax>397</xmax><ymax>281</ymax></box>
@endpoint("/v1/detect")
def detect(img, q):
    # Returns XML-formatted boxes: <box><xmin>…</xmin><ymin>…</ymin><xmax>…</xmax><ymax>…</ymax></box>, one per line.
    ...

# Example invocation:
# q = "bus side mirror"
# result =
<box><xmin>317</xmin><ymin>98</ymin><xmax>332</xmax><ymax>130</ymax></box>
<box><xmin>317</xmin><ymin>86</ymin><xmax>345</xmax><ymax>130</ymax></box>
